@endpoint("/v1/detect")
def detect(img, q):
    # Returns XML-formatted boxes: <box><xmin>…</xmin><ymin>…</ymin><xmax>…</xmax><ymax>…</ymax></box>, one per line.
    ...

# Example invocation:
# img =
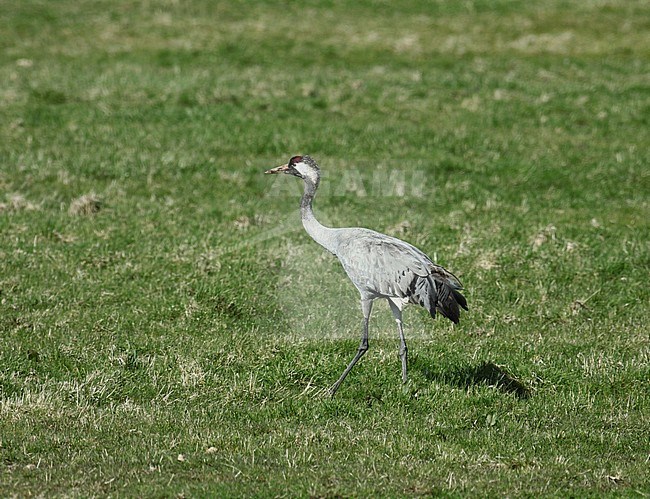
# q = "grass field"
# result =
<box><xmin>1</xmin><ymin>0</ymin><xmax>649</xmax><ymax>496</ymax></box>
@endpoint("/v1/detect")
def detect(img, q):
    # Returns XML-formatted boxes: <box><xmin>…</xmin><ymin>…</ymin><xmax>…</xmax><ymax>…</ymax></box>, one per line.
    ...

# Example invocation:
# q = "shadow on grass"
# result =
<box><xmin>418</xmin><ymin>360</ymin><xmax>532</xmax><ymax>399</ymax></box>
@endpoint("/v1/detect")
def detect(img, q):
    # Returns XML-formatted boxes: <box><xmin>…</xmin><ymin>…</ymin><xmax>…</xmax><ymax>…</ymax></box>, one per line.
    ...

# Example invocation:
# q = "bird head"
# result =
<box><xmin>265</xmin><ymin>155</ymin><xmax>320</xmax><ymax>186</ymax></box>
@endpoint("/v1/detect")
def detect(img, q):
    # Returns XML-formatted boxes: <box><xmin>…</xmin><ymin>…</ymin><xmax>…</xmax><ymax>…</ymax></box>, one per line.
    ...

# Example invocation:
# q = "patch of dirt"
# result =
<box><xmin>69</xmin><ymin>193</ymin><xmax>101</xmax><ymax>215</ymax></box>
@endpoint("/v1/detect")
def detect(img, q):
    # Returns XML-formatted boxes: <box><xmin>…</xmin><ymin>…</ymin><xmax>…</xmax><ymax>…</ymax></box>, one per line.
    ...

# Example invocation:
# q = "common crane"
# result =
<box><xmin>265</xmin><ymin>155</ymin><xmax>467</xmax><ymax>396</ymax></box>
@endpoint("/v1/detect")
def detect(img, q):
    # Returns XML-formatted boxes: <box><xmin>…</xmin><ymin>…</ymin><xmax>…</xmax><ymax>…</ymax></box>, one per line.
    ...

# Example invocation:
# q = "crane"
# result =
<box><xmin>265</xmin><ymin>155</ymin><xmax>468</xmax><ymax>396</ymax></box>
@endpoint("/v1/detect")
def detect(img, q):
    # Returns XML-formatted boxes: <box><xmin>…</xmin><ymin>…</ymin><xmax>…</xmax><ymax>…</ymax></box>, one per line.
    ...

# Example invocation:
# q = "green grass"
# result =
<box><xmin>1</xmin><ymin>0</ymin><xmax>649</xmax><ymax>496</ymax></box>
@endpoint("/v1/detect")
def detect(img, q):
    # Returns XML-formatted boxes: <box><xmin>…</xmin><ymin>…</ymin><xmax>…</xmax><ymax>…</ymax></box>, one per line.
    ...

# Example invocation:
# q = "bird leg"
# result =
<box><xmin>397</xmin><ymin>321</ymin><xmax>408</xmax><ymax>383</ymax></box>
<box><xmin>389</xmin><ymin>300</ymin><xmax>408</xmax><ymax>384</ymax></box>
<box><xmin>329</xmin><ymin>299</ymin><xmax>372</xmax><ymax>397</ymax></box>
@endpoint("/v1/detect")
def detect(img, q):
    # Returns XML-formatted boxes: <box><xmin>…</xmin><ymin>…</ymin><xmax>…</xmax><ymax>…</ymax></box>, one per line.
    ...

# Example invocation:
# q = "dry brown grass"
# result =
<box><xmin>68</xmin><ymin>193</ymin><xmax>101</xmax><ymax>216</ymax></box>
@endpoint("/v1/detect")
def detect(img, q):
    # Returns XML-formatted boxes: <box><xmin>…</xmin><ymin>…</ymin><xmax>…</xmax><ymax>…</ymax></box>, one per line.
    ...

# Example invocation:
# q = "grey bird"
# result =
<box><xmin>265</xmin><ymin>155</ymin><xmax>468</xmax><ymax>396</ymax></box>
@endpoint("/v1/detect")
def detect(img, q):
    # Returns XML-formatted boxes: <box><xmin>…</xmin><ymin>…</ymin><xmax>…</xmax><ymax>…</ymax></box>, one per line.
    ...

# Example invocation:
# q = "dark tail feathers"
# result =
<box><xmin>434</xmin><ymin>280</ymin><xmax>468</xmax><ymax>325</ymax></box>
<box><xmin>408</xmin><ymin>274</ymin><xmax>468</xmax><ymax>324</ymax></box>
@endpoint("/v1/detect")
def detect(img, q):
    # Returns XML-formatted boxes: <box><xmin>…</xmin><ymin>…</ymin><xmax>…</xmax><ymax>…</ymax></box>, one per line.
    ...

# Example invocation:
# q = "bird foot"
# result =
<box><xmin>401</xmin><ymin>381</ymin><xmax>418</xmax><ymax>398</ymax></box>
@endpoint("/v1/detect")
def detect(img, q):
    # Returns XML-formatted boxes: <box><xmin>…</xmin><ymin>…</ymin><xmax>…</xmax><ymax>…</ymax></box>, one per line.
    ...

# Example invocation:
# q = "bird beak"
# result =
<box><xmin>265</xmin><ymin>164</ymin><xmax>289</xmax><ymax>174</ymax></box>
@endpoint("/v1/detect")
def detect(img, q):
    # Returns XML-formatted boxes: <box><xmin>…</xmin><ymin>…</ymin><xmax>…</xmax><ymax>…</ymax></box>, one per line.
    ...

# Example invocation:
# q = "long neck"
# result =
<box><xmin>301</xmin><ymin>178</ymin><xmax>337</xmax><ymax>254</ymax></box>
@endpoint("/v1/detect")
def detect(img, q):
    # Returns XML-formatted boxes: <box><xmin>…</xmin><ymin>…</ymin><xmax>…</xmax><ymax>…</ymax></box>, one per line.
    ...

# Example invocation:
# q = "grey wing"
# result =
<box><xmin>336</xmin><ymin>232</ymin><xmax>429</xmax><ymax>297</ymax></box>
<box><xmin>336</xmin><ymin>231</ymin><xmax>467</xmax><ymax>323</ymax></box>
